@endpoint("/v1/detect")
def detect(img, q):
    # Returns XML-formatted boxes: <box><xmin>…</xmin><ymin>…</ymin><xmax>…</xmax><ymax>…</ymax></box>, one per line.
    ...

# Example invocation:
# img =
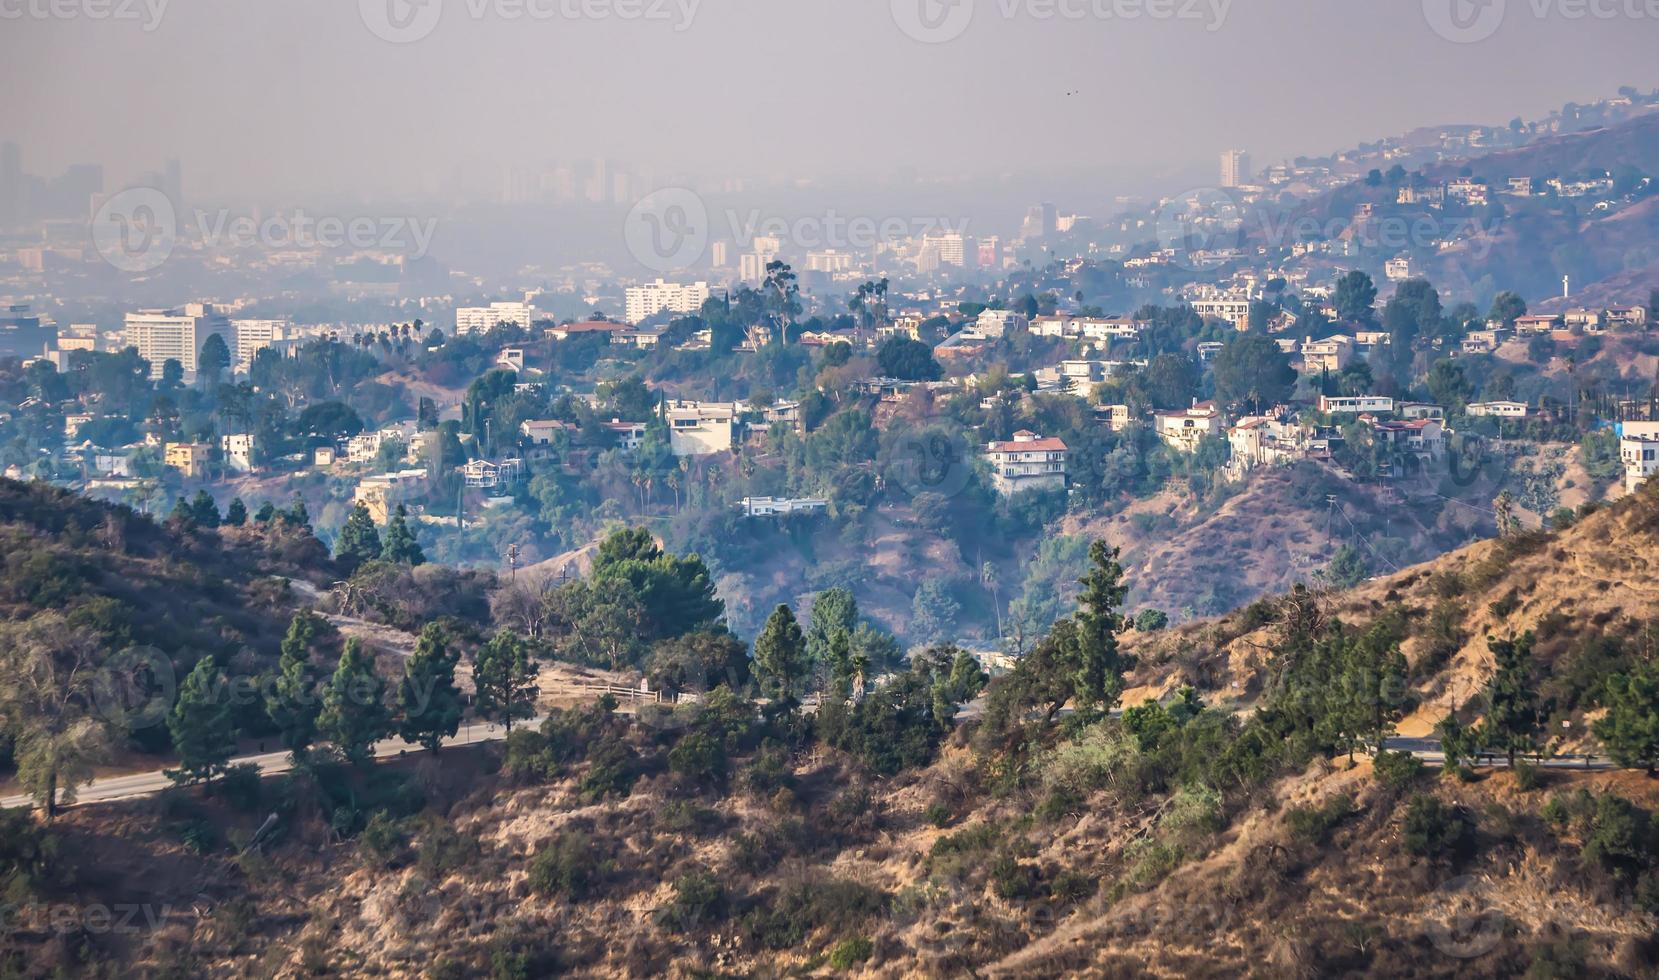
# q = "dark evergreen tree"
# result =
<box><xmin>318</xmin><ymin>638</ymin><xmax>391</xmax><ymax>765</ymax></box>
<box><xmin>753</xmin><ymin>604</ymin><xmax>809</xmax><ymax>702</ymax></box>
<box><xmin>1481</xmin><ymin>632</ymin><xmax>1541</xmax><ymax>767</ymax></box>
<box><xmin>166</xmin><ymin>656</ymin><xmax>234</xmax><ymax>785</ymax></box>
<box><xmin>224</xmin><ymin>497</ymin><xmax>248</xmax><ymax>526</ymax></box>
<box><xmin>335</xmin><ymin>502</ymin><xmax>382</xmax><ymax>567</ymax></box>
<box><xmin>397</xmin><ymin>624</ymin><xmax>464</xmax><ymax>752</ymax></box>
<box><xmin>380</xmin><ymin>504</ymin><xmax>425</xmax><ymax>565</ymax></box>
<box><xmin>266</xmin><ymin>611</ymin><xmax>325</xmax><ymax>761</ymax></box>
<box><xmin>473</xmin><ymin>630</ymin><xmax>538</xmax><ymax>733</ymax></box>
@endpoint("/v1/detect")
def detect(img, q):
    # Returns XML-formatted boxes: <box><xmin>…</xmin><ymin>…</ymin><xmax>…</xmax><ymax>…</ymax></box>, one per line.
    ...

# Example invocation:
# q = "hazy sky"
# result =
<box><xmin>3</xmin><ymin>0</ymin><xmax>1654</xmax><ymax>203</ymax></box>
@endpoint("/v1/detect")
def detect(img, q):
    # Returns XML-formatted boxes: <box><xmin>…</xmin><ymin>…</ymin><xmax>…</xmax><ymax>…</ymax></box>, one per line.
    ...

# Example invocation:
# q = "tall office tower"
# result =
<box><xmin>1220</xmin><ymin>149</ymin><xmax>1251</xmax><ymax>188</ymax></box>
<box><xmin>231</xmin><ymin>318</ymin><xmax>293</xmax><ymax>373</ymax></box>
<box><xmin>124</xmin><ymin>303</ymin><xmax>232</xmax><ymax>380</ymax></box>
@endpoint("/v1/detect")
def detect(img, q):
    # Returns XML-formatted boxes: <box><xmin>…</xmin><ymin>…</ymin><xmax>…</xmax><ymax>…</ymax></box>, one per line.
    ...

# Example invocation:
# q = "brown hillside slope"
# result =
<box><xmin>1126</xmin><ymin>479</ymin><xmax>1659</xmax><ymax>737</ymax></box>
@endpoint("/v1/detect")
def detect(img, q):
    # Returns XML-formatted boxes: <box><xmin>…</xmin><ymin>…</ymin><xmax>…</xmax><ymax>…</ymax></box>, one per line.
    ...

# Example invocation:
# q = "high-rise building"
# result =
<box><xmin>710</xmin><ymin>241</ymin><xmax>731</xmax><ymax>268</ymax></box>
<box><xmin>124</xmin><ymin>304</ymin><xmax>232</xmax><ymax>380</ymax></box>
<box><xmin>455</xmin><ymin>301</ymin><xmax>535</xmax><ymax>336</ymax></box>
<box><xmin>625</xmin><ymin>280</ymin><xmax>712</xmax><ymax>323</ymax></box>
<box><xmin>231</xmin><ymin>318</ymin><xmax>293</xmax><ymax>372</ymax></box>
<box><xmin>1021</xmin><ymin>203</ymin><xmax>1056</xmax><ymax>239</ymax></box>
<box><xmin>923</xmin><ymin>232</ymin><xmax>971</xmax><ymax>268</ymax></box>
<box><xmin>1220</xmin><ymin>149</ymin><xmax>1251</xmax><ymax>188</ymax></box>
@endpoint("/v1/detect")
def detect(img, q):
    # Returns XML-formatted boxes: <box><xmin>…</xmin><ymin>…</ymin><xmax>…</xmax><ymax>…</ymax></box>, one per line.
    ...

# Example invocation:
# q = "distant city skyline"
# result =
<box><xmin>3</xmin><ymin>0</ymin><xmax>1653</xmax><ymax>205</ymax></box>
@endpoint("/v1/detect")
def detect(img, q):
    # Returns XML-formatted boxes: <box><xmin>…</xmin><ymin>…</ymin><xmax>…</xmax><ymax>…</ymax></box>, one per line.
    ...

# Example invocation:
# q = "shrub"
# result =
<box><xmin>416</xmin><ymin>822</ymin><xmax>482</xmax><ymax>879</ymax></box>
<box><xmin>742</xmin><ymin>879</ymin><xmax>887</xmax><ymax>950</ymax></box>
<box><xmin>923</xmin><ymin>803</ymin><xmax>952</xmax><ymax>828</ymax></box>
<box><xmin>1372</xmin><ymin>750</ymin><xmax>1424</xmax><ymax>789</ymax></box>
<box><xmin>1401</xmin><ymin>795</ymin><xmax>1474</xmax><ymax>863</ymax></box>
<box><xmin>657</xmin><ymin>870</ymin><xmax>724</xmax><ymax>932</ymax></box>
<box><xmin>1284</xmin><ymin>796</ymin><xmax>1355</xmax><ymax>844</ymax></box>
<box><xmin>828</xmin><ymin>936</ymin><xmax>873</xmax><ymax>971</ymax></box>
<box><xmin>214</xmin><ymin>763</ymin><xmax>264</xmax><ymax>811</ymax></box>
<box><xmin>1049</xmin><ymin>869</ymin><xmax>1096</xmax><ymax>903</ymax></box>
<box><xmin>528</xmin><ymin>831</ymin><xmax>597</xmax><ymax>900</ymax></box>
<box><xmin>1512</xmin><ymin>760</ymin><xmax>1540</xmax><ymax>792</ymax></box>
<box><xmin>990</xmin><ymin>852</ymin><xmax>1039</xmax><ymax>900</ymax></box>
<box><xmin>1580</xmin><ymin>794</ymin><xmax>1657</xmax><ymax>886</ymax></box>
<box><xmin>667</xmin><ymin>731</ymin><xmax>727</xmax><ymax>786</ymax></box>
<box><xmin>359</xmin><ymin>812</ymin><xmax>410</xmax><ymax>868</ymax></box>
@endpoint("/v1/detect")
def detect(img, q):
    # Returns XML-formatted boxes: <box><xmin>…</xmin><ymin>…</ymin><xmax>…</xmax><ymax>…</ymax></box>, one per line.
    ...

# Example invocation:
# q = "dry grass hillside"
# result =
<box><xmin>7</xmin><ymin>485</ymin><xmax>1659</xmax><ymax>979</ymax></box>
<box><xmin>1125</xmin><ymin>479</ymin><xmax>1659</xmax><ymax>738</ymax></box>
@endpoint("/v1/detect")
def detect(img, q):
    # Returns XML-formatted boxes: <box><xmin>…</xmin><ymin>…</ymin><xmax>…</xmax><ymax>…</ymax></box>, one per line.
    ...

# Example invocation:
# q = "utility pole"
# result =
<box><xmin>506</xmin><ymin>543</ymin><xmax>520</xmax><ymax>581</ymax></box>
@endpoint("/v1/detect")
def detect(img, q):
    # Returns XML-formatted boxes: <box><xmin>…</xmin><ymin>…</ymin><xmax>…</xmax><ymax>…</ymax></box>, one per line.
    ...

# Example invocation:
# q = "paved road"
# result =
<box><xmin>3</xmin><ymin>712</ymin><xmax>1616</xmax><ymax>814</ymax></box>
<box><xmin>0</xmin><ymin>719</ymin><xmax>540</xmax><ymax>812</ymax></box>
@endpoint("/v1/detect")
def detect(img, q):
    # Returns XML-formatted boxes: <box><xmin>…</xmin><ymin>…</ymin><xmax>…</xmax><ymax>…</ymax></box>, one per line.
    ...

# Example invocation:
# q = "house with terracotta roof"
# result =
<box><xmin>985</xmin><ymin>430</ymin><xmax>1068</xmax><ymax>496</ymax></box>
<box><xmin>1154</xmin><ymin>402</ymin><xmax>1224</xmax><ymax>453</ymax></box>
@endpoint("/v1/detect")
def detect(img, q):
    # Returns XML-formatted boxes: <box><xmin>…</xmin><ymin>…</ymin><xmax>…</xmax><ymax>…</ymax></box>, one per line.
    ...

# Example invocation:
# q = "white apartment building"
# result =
<box><xmin>986</xmin><ymin>431</ymin><xmax>1068</xmax><ymax>496</ymax></box>
<box><xmin>624</xmin><ymin>280</ymin><xmax>711</xmax><ymax>324</ymax></box>
<box><xmin>1621</xmin><ymin>436</ymin><xmax>1658</xmax><ymax>494</ymax></box>
<box><xmin>923</xmin><ymin>232</ymin><xmax>970</xmax><ymax>268</ymax></box>
<box><xmin>231</xmin><ymin>318</ymin><xmax>292</xmax><ymax>373</ymax></box>
<box><xmin>220</xmin><ymin>433</ymin><xmax>255</xmax><ymax>473</ymax></box>
<box><xmin>1319</xmin><ymin>395</ymin><xmax>1394</xmax><ymax>415</ymax></box>
<box><xmin>1190</xmin><ymin>297</ymin><xmax>1252</xmax><ymax>331</ymax></box>
<box><xmin>1220</xmin><ymin>149</ymin><xmax>1251</xmax><ymax>189</ymax></box>
<box><xmin>1466</xmin><ymin>401</ymin><xmax>1530</xmax><ymax>418</ymax></box>
<box><xmin>974</xmin><ymin>309</ymin><xmax>1028</xmax><ymax>338</ymax></box>
<box><xmin>666</xmin><ymin>402</ymin><xmax>738</xmax><ymax>456</ymax></box>
<box><xmin>805</xmin><ymin>251</ymin><xmax>855</xmax><ymax>274</ymax></box>
<box><xmin>124</xmin><ymin>304</ymin><xmax>233</xmax><ymax>380</ymax></box>
<box><xmin>455</xmin><ymin>302</ymin><xmax>534</xmax><ymax>336</ymax></box>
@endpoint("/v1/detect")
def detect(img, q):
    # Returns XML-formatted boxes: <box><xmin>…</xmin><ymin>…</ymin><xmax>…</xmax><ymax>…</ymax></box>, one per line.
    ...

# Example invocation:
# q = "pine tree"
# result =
<box><xmin>335</xmin><ymin>502</ymin><xmax>382</xmax><ymax>567</ymax></box>
<box><xmin>169</xmin><ymin>495</ymin><xmax>194</xmax><ymax>524</ymax></box>
<box><xmin>254</xmin><ymin>501</ymin><xmax>276</xmax><ymax>524</ymax></box>
<box><xmin>166</xmin><ymin>656</ymin><xmax>234</xmax><ymax>785</ymax></box>
<box><xmin>473</xmin><ymin>630</ymin><xmax>538</xmax><ymax>733</ymax></box>
<box><xmin>266</xmin><ymin>611</ymin><xmax>325</xmax><ymax>761</ymax></box>
<box><xmin>380</xmin><ymin>504</ymin><xmax>425</xmax><ymax>566</ymax></box>
<box><xmin>283</xmin><ymin>496</ymin><xmax>311</xmax><ymax>531</ymax></box>
<box><xmin>224</xmin><ymin>497</ymin><xmax>248</xmax><ymax>526</ymax></box>
<box><xmin>318</xmin><ymin>638</ymin><xmax>391</xmax><ymax>766</ymax></box>
<box><xmin>1481</xmin><ymin>632</ymin><xmax>1541</xmax><ymax>768</ymax></box>
<box><xmin>753</xmin><ymin>604</ymin><xmax>809</xmax><ymax>702</ymax></box>
<box><xmin>1593</xmin><ymin>660</ymin><xmax>1659</xmax><ymax>774</ymax></box>
<box><xmin>190</xmin><ymin>490</ymin><xmax>220</xmax><ymax>527</ymax></box>
<box><xmin>1068</xmin><ymin>541</ymin><xmax>1135</xmax><ymax>712</ymax></box>
<box><xmin>397</xmin><ymin>624</ymin><xmax>464</xmax><ymax>752</ymax></box>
